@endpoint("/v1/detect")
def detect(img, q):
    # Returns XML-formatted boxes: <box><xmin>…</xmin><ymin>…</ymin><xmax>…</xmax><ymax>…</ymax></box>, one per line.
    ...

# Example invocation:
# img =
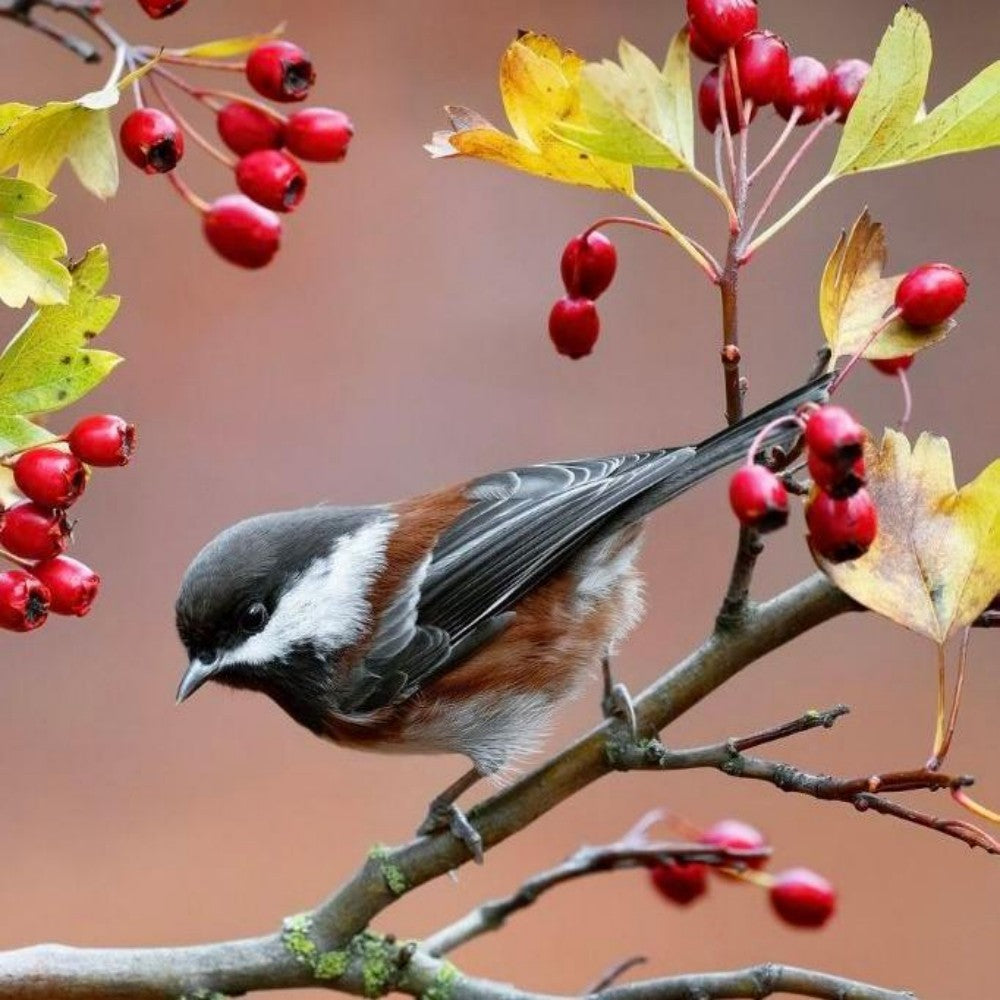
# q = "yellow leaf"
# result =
<box><xmin>175</xmin><ymin>23</ymin><xmax>285</xmax><ymax>60</ymax></box>
<box><xmin>819</xmin><ymin>210</ymin><xmax>954</xmax><ymax>361</ymax></box>
<box><xmin>830</xmin><ymin>7</ymin><xmax>931</xmax><ymax>176</ymax></box>
<box><xmin>425</xmin><ymin>33</ymin><xmax>633</xmax><ymax>193</ymax></box>
<box><xmin>0</xmin><ymin>99</ymin><xmax>118</xmax><ymax>199</ymax></box>
<box><xmin>815</xmin><ymin>430</ymin><xmax>1000</xmax><ymax>644</ymax></box>
<box><xmin>553</xmin><ymin>31</ymin><xmax>695</xmax><ymax>171</ymax></box>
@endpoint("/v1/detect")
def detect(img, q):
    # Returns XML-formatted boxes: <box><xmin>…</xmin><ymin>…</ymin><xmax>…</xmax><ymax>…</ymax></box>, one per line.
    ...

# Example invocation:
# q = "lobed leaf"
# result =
<box><xmin>0</xmin><ymin>244</ymin><xmax>121</xmax><ymax>417</ymax></box>
<box><xmin>425</xmin><ymin>33</ymin><xmax>633</xmax><ymax>193</ymax></box>
<box><xmin>814</xmin><ymin>430</ymin><xmax>1000</xmax><ymax>645</ymax></box>
<box><xmin>0</xmin><ymin>176</ymin><xmax>70</xmax><ymax>308</ymax></box>
<box><xmin>819</xmin><ymin>210</ymin><xmax>953</xmax><ymax>362</ymax></box>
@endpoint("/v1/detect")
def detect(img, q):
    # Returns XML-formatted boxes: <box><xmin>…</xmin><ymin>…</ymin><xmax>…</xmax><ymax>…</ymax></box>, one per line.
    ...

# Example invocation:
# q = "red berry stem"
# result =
<box><xmin>146</xmin><ymin>73</ymin><xmax>237</xmax><ymax>169</ymax></box>
<box><xmin>747</xmin><ymin>109</ymin><xmax>801</xmax><ymax>186</ymax></box>
<box><xmin>0</xmin><ymin>437</ymin><xmax>65</xmax><ymax>465</ymax></box>
<box><xmin>740</xmin><ymin>112</ymin><xmax>838</xmax><ymax>258</ymax></box>
<box><xmin>897</xmin><ymin>366</ymin><xmax>913</xmax><ymax>431</ymax></box>
<box><xmin>829</xmin><ymin>308</ymin><xmax>903</xmax><ymax>393</ymax></box>
<box><xmin>746</xmin><ymin>415</ymin><xmax>806</xmax><ymax>467</ymax></box>
<box><xmin>716</xmin><ymin>56</ymin><xmax>739</xmax><ymax>189</ymax></box>
<box><xmin>165</xmin><ymin>170</ymin><xmax>210</xmax><ymax>213</ymax></box>
<box><xmin>0</xmin><ymin>547</ymin><xmax>33</xmax><ymax>570</ymax></box>
<box><xmin>138</xmin><ymin>48</ymin><xmax>248</xmax><ymax>72</ymax></box>
<box><xmin>581</xmin><ymin>216</ymin><xmax>677</xmax><ymax>242</ymax></box>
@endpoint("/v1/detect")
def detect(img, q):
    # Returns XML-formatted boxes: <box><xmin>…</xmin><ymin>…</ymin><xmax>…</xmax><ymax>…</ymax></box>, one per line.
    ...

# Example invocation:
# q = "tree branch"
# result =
<box><xmin>0</xmin><ymin>0</ymin><xmax>102</xmax><ymax>62</ymax></box>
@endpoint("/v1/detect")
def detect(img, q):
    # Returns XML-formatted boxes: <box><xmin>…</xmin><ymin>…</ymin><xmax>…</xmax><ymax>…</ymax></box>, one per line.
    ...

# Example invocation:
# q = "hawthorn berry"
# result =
<box><xmin>0</xmin><ymin>502</ymin><xmax>70</xmax><ymax>561</ymax></box>
<box><xmin>870</xmin><ymin>355</ymin><xmax>914</xmax><ymax>376</ymax></box>
<box><xmin>285</xmin><ymin>108</ymin><xmax>355</xmax><ymax>162</ymax></box>
<box><xmin>217</xmin><ymin>102</ymin><xmax>285</xmax><ymax>157</ymax></box>
<box><xmin>686</xmin><ymin>0</ymin><xmax>758</xmax><ymax>54</ymax></box>
<box><xmin>0</xmin><ymin>569</ymin><xmax>50</xmax><ymax>633</ymax></box>
<box><xmin>807</xmin><ymin>449</ymin><xmax>866</xmax><ymax>500</ymax></box>
<box><xmin>649</xmin><ymin>862</ymin><xmax>709</xmax><ymax>906</ymax></box>
<box><xmin>698</xmin><ymin>66</ymin><xmax>757</xmax><ymax>134</ymax></box>
<box><xmin>806</xmin><ymin>489</ymin><xmax>878</xmax><ymax>563</ymax></box>
<box><xmin>236</xmin><ymin>150</ymin><xmax>307</xmax><ymax>212</ymax></box>
<box><xmin>700</xmin><ymin>819</ymin><xmax>769</xmax><ymax>870</ymax></box>
<box><xmin>775</xmin><ymin>56</ymin><xmax>831</xmax><ymax>124</ymax></box>
<box><xmin>728</xmin><ymin>465</ymin><xmax>788</xmax><ymax>533</ymax></box>
<box><xmin>246</xmin><ymin>41</ymin><xmax>315</xmax><ymax>103</ymax></box>
<box><xmin>560</xmin><ymin>232</ymin><xmax>617</xmax><ymax>300</ymax></box>
<box><xmin>31</xmin><ymin>556</ymin><xmax>100</xmax><ymax>617</ymax></box>
<box><xmin>804</xmin><ymin>406</ymin><xmax>865</xmax><ymax>464</ymax></box>
<box><xmin>67</xmin><ymin>415</ymin><xmax>136</xmax><ymax>467</ymax></box>
<box><xmin>828</xmin><ymin>59</ymin><xmax>870</xmax><ymax>122</ymax></box>
<box><xmin>119</xmin><ymin>108</ymin><xmax>185</xmax><ymax>174</ymax></box>
<box><xmin>203</xmin><ymin>195</ymin><xmax>282</xmax><ymax>269</ymax></box>
<box><xmin>135</xmin><ymin>0</ymin><xmax>187</xmax><ymax>17</ymax></box>
<box><xmin>688</xmin><ymin>19</ymin><xmax>723</xmax><ymax>63</ymax></box>
<box><xmin>13</xmin><ymin>448</ymin><xmax>87</xmax><ymax>509</ymax></box>
<box><xmin>895</xmin><ymin>263</ymin><xmax>968</xmax><ymax>327</ymax></box>
<box><xmin>769</xmin><ymin>868</ymin><xmax>837</xmax><ymax>928</ymax></box>
<box><xmin>735</xmin><ymin>31</ymin><xmax>790</xmax><ymax>108</ymax></box>
<box><xmin>549</xmin><ymin>298</ymin><xmax>599</xmax><ymax>359</ymax></box>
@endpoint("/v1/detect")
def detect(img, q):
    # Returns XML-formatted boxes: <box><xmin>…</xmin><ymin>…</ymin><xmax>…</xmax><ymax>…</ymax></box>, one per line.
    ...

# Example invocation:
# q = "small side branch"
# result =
<box><xmin>0</xmin><ymin>0</ymin><xmax>102</xmax><ymax>62</ymax></box>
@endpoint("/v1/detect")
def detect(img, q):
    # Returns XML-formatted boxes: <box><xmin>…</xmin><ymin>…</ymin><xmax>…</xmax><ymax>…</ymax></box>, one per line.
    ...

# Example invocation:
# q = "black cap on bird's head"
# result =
<box><xmin>174</xmin><ymin>505</ymin><xmax>392</xmax><ymax>726</ymax></box>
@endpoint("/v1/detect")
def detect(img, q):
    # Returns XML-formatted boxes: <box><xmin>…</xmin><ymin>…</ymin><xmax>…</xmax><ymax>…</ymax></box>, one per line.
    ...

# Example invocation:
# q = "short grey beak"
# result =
<box><xmin>176</xmin><ymin>659</ymin><xmax>217</xmax><ymax>704</ymax></box>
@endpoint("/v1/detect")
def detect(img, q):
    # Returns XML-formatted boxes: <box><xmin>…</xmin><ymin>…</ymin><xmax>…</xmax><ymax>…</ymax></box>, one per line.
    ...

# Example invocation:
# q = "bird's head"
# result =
<box><xmin>174</xmin><ymin>505</ymin><xmax>392</xmax><ymax>730</ymax></box>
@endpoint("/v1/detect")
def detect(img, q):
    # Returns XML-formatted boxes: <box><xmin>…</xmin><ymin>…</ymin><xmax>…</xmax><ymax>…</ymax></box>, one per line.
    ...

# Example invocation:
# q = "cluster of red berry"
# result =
<box><xmin>687</xmin><ymin>0</ymin><xmax>871</xmax><ymax>134</ymax></box>
<box><xmin>549</xmin><ymin>232</ymin><xmax>617</xmax><ymax>358</ymax></box>
<box><xmin>648</xmin><ymin>818</ymin><xmax>836</xmax><ymax>928</ymax></box>
<box><xmin>118</xmin><ymin>27</ymin><xmax>354</xmax><ymax>268</ymax></box>
<box><xmin>0</xmin><ymin>416</ymin><xmax>135</xmax><ymax>632</ymax></box>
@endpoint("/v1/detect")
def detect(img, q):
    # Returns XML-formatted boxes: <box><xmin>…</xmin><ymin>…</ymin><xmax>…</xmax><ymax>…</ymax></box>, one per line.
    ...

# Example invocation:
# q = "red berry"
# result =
<box><xmin>203</xmin><ymin>195</ymin><xmax>282</xmax><ymax>269</ymax></box>
<box><xmin>828</xmin><ymin>59</ymin><xmax>870</xmax><ymax>122</ymax></box>
<box><xmin>686</xmin><ymin>0</ymin><xmax>758</xmax><ymax>54</ymax></box>
<box><xmin>808</xmin><ymin>450</ymin><xmax>866</xmax><ymax>500</ymax></box>
<box><xmin>895</xmin><ymin>263</ymin><xmax>968</xmax><ymax>327</ymax></box>
<box><xmin>0</xmin><ymin>569</ymin><xmax>50</xmax><ymax>632</ymax></box>
<box><xmin>135</xmin><ymin>0</ymin><xmax>187</xmax><ymax>17</ymax></box>
<box><xmin>804</xmin><ymin>406</ymin><xmax>865</xmax><ymax>464</ymax></box>
<box><xmin>0</xmin><ymin>502</ymin><xmax>70</xmax><ymax>561</ymax></box>
<box><xmin>216</xmin><ymin>102</ymin><xmax>284</xmax><ymax>157</ymax></box>
<box><xmin>119</xmin><ymin>108</ymin><xmax>184</xmax><ymax>174</ymax></box>
<box><xmin>870</xmin><ymin>355</ymin><xmax>914</xmax><ymax>376</ymax></box>
<box><xmin>650</xmin><ymin>862</ymin><xmax>709</xmax><ymax>906</ymax></box>
<box><xmin>806</xmin><ymin>489</ymin><xmax>878</xmax><ymax>564</ymax></box>
<box><xmin>31</xmin><ymin>556</ymin><xmax>100</xmax><ymax>617</ymax></box>
<box><xmin>735</xmin><ymin>31</ymin><xmax>790</xmax><ymax>107</ymax></box>
<box><xmin>13</xmin><ymin>448</ymin><xmax>87</xmax><ymax>508</ymax></box>
<box><xmin>246</xmin><ymin>41</ymin><xmax>315</xmax><ymax>103</ymax></box>
<box><xmin>67</xmin><ymin>415</ymin><xmax>136</xmax><ymax>467</ymax></box>
<box><xmin>700</xmin><ymin>819</ymin><xmax>768</xmax><ymax>870</ymax></box>
<box><xmin>698</xmin><ymin>66</ymin><xmax>757</xmax><ymax>134</ymax></box>
<box><xmin>285</xmin><ymin>108</ymin><xmax>354</xmax><ymax>162</ymax></box>
<box><xmin>775</xmin><ymin>56</ymin><xmax>831</xmax><ymax>124</ymax></box>
<box><xmin>549</xmin><ymin>298</ymin><xmax>599</xmax><ymax>359</ymax></box>
<box><xmin>560</xmin><ymin>232</ymin><xmax>617</xmax><ymax>300</ymax></box>
<box><xmin>688</xmin><ymin>19</ymin><xmax>724</xmax><ymax>63</ymax></box>
<box><xmin>728</xmin><ymin>465</ymin><xmax>788</xmax><ymax>533</ymax></box>
<box><xmin>235</xmin><ymin>150</ymin><xmax>307</xmax><ymax>213</ymax></box>
<box><xmin>770</xmin><ymin>868</ymin><xmax>837</xmax><ymax>928</ymax></box>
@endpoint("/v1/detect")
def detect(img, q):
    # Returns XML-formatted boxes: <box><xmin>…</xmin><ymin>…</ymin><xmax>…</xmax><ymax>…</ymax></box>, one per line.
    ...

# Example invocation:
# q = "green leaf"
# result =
<box><xmin>0</xmin><ymin>415</ymin><xmax>55</xmax><ymax>456</ymax></box>
<box><xmin>0</xmin><ymin>244</ymin><xmax>121</xmax><ymax>417</ymax></box>
<box><xmin>553</xmin><ymin>33</ymin><xmax>694</xmax><ymax>171</ymax></box>
<box><xmin>0</xmin><ymin>176</ymin><xmax>71</xmax><ymax>308</ymax></box>
<box><xmin>0</xmin><ymin>102</ymin><xmax>32</xmax><ymax>130</ymax></box>
<box><xmin>0</xmin><ymin>98</ymin><xmax>119</xmax><ymax>199</ymax></box>
<box><xmin>885</xmin><ymin>60</ymin><xmax>1000</xmax><ymax>166</ymax></box>
<box><xmin>178</xmin><ymin>23</ymin><xmax>285</xmax><ymax>59</ymax></box>
<box><xmin>830</xmin><ymin>7</ymin><xmax>931</xmax><ymax>176</ymax></box>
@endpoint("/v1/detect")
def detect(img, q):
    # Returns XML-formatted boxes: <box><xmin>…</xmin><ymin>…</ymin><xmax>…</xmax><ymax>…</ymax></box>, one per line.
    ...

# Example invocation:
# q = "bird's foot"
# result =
<box><xmin>602</xmin><ymin>678</ymin><xmax>639</xmax><ymax>745</ymax></box>
<box><xmin>417</xmin><ymin>799</ymin><xmax>484</xmax><ymax>864</ymax></box>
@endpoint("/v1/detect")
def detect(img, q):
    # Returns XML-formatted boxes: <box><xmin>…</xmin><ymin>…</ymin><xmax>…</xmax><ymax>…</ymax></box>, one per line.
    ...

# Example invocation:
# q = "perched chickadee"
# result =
<box><xmin>175</xmin><ymin>377</ymin><xmax>827</xmax><ymax>858</ymax></box>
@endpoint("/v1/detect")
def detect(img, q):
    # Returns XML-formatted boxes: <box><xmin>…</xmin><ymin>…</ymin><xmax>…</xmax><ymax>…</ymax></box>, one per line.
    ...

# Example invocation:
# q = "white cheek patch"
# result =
<box><xmin>218</xmin><ymin>514</ymin><xmax>396</xmax><ymax>667</ymax></box>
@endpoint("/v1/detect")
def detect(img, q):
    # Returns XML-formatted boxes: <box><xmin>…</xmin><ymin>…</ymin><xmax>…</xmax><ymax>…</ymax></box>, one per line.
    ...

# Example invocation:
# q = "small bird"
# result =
<box><xmin>175</xmin><ymin>377</ymin><xmax>827</xmax><ymax>858</ymax></box>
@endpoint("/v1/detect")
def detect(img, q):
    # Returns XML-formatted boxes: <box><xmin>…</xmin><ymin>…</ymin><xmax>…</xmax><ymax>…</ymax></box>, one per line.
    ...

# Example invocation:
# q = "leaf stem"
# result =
<box><xmin>743</xmin><ymin>173</ymin><xmax>836</xmax><ymax>259</ymax></box>
<box><xmin>629</xmin><ymin>193</ymin><xmax>721</xmax><ymax>282</ymax></box>
<box><xmin>147</xmin><ymin>71</ymin><xmax>237</xmax><ymax>169</ymax></box>
<box><xmin>829</xmin><ymin>308</ymin><xmax>902</xmax><ymax>393</ymax></box>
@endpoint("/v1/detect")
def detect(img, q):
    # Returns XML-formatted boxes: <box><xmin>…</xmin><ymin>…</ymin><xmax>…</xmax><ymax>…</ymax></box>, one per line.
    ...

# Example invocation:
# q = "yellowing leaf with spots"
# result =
<box><xmin>815</xmin><ymin>430</ymin><xmax>1000</xmax><ymax>644</ymax></box>
<box><xmin>0</xmin><ymin>244</ymin><xmax>121</xmax><ymax>418</ymax></box>
<box><xmin>425</xmin><ymin>33</ymin><xmax>633</xmax><ymax>193</ymax></box>
<box><xmin>819</xmin><ymin>211</ymin><xmax>954</xmax><ymax>361</ymax></box>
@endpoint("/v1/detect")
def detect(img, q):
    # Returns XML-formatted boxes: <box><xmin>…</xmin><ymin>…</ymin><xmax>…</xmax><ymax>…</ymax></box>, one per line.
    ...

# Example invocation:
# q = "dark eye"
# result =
<box><xmin>240</xmin><ymin>601</ymin><xmax>269</xmax><ymax>634</ymax></box>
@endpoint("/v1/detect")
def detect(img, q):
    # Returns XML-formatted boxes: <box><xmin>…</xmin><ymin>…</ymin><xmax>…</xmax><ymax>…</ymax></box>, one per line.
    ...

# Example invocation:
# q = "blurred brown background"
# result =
<box><xmin>2</xmin><ymin>2</ymin><xmax>999</xmax><ymax>997</ymax></box>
